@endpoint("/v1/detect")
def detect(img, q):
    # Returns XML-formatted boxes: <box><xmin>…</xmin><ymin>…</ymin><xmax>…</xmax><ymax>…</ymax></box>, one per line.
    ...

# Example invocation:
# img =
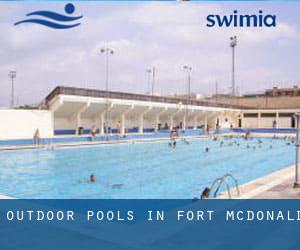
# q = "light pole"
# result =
<box><xmin>146</xmin><ymin>68</ymin><xmax>152</xmax><ymax>95</ymax></box>
<box><xmin>8</xmin><ymin>71</ymin><xmax>16</xmax><ymax>108</ymax></box>
<box><xmin>294</xmin><ymin>113</ymin><xmax>300</xmax><ymax>188</ymax></box>
<box><xmin>230</xmin><ymin>36</ymin><xmax>237</xmax><ymax>98</ymax></box>
<box><xmin>183</xmin><ymin>65</ymin><xmax>192</xmax><ymax>102</ymax></box>
<box><xmin>183</xmin><ymin>65</ymin><xmax>192</xmax><ymax>130</ymax></box>
<box><xmin>100</xmin><ymin>47</ymin><xmax>114</xmax><ymax>136</ymax></box>
<box><xmin>152</xmin><ymin>66</ymin><xmax>156</xmax><ymax>96</ymax></box>
<box><xmin>146</xmin><ymin>66</ymin><xmax>156</xmax><ymax>96</ymax></box>
<box><xmin>215</xmin><ymin>80</ymin><xmax>218</xmax><ymax>103</ymax></box>
<box><xmin>100</xmin><ymin>47</ymin><xmax>114</xmax><ymax>93</ymax></box>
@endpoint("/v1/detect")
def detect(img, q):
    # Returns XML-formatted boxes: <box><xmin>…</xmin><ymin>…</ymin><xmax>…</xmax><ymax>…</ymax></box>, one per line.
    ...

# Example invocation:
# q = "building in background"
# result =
<box><xmin>265</xmin><ymin>86</ymin><xmax>300</xmax><ymax>97</ymax></box>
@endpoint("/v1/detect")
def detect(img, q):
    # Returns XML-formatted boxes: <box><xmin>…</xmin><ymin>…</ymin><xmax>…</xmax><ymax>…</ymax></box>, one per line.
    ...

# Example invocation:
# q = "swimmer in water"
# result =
<box><xmin>246</xmin><ymin>144</ymin><xmax>250</xmax><ymax>149</ymax></box>
<box><xmin>205</xmin><ymin>147</ymin><xmax>209</xmax><ymax>153</ymax></box>
<box><xmin>90</xmin><ymin>174</ymin><xmax>96</xmax><ymax>183</ymax></box>
<box><xmin>173</xmin><ymin>141</ymin><xmax>177</xmax><ymax>148</ymax></box>
<box><xmin>200</xmin><ymin>187</ymin><xmax>211</xmax><ymax>199</ymax></box>
<box><xmin>182</xmin><ymin>138</ymin><xmax>190</xmax><ymax>145</ymax></box>
<box><xmin>106</xmin><ymin>184</ymin><xmax>124</xmax><ymax>189</ymax></box>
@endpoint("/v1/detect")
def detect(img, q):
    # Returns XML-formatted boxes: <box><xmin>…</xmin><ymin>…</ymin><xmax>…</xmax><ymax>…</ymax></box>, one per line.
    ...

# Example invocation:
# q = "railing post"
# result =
<box><xmin>294</xmin><ymin>113</ymin><xmax>300</xmax><ymax>188</ymax></box>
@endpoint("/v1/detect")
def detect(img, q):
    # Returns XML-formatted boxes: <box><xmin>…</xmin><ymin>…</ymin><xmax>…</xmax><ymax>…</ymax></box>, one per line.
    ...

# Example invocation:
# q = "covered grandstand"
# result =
<box><xmin>45</xmin><ymin>86</ymin><xmax>242</xmax><ymax>135</ymax></box>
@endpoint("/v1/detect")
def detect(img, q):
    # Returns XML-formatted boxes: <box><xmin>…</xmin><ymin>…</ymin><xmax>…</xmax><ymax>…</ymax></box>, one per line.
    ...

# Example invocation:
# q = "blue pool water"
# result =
<box><xmin>0</xmin><ymin>137</ymin><xmax>295</xmax><ymax>198</ymax></box>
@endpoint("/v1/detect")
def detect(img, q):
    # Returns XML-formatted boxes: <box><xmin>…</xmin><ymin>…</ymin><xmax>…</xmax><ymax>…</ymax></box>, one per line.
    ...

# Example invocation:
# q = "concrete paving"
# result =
<box><xmin>220</xmin><ymin>165</ymin><xmax>300</xmax><ymax>199</ymax></box>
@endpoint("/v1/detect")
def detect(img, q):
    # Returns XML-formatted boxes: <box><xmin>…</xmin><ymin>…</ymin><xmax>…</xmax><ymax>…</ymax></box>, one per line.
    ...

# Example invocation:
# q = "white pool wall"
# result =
<box><xmin>0</xmin><ymin>109</ymin><xmax>53</xmax><ymax>140</ymax></box>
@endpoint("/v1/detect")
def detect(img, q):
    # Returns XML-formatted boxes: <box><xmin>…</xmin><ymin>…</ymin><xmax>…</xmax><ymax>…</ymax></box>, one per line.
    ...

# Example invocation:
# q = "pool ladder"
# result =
<box><xmin>209</xmin><ymin>173</ymin><xmax>240</xmax><ymax>199</ymax></box>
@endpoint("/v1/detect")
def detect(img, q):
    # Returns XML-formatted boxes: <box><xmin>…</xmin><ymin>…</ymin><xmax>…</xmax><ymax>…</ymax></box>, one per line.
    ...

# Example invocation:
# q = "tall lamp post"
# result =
<box><xmin>146</xmin><ymin>68</ymin><xmax>152</xmax><ymax>95</ymax></box>
<box><xmin>146</xmin><ymin>67</ymin><xmax>156</xmax><ymax>96</ymax></box>
<box><xmin>294</xmin><ymin>113</ymin><xmax>300</xmax><ymax>188</ymax></box>
<box><xmin>100</xmin><ymin>47</ymin><xmax>114</xmax><ymax>93</ymax></box>
<box><xmin>230</xmin><ymin>36</ymin><xmax>237</xmax><ymax>98</ymax></box>
<box><xmin>100</xmin><ymin>47</ymin><xmax>114</xmax><ymax>136</ymax></box>
<box><xmin>183</xmin><ymin>65</ymin><xmax>192</xmax><ymax>101</ymax></box>
<box><xmin>215</xmin><ymin>80</ymin><xmax>219</xmax><ymax>103</ymax></box>
<box><xmin>8</xmin><ymin>71</ymin><xmax>16</xmax><ymax>108</ymax></box>
<box><xmin>151</xmin><ymin>66</ymin><xmax>156</xmax><ymax>96</ymax></box>
<box><xmin>183</xmin><ymin>65</ymin><xmax>192</xmax><ymax>130</ymax></box>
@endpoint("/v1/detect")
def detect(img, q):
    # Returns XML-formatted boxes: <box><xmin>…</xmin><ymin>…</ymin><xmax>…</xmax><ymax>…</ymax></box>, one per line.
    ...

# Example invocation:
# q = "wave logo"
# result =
<box><xmin>14</xmin><ymin>3</ymin><xmax>82</xmax><ymax>29</ymax></box>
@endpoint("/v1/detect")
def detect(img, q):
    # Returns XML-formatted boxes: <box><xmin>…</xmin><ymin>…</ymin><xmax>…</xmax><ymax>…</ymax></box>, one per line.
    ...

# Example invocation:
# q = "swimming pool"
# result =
<box><xmin>0</xmin><ymin>136</ymin><xmax>295</xmax><ymax>198</ymax></box>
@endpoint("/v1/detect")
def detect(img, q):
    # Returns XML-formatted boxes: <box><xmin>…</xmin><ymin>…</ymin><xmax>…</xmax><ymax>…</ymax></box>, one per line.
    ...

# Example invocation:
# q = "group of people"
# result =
<box><xmin>168</xmin><ymin>128</ymin><xmax>191</xmax><ymax>148</ymax></box>
<box><xmin>81</xmin><ymin>121</ymin><xmax>127</xmax><ymax>140</ymax></box>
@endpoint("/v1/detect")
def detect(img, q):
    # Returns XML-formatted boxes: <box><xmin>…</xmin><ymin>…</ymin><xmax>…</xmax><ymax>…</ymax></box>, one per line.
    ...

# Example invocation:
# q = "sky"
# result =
<box><xmin>0</xmin><ymin>1</ymin><xmax>300</xmax><ymax>106</ymax></box>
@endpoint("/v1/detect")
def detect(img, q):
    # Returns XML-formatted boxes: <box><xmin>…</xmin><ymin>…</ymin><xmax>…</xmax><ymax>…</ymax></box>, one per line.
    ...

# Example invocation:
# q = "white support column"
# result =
<box><xmin>182</xmin><ymin>115</ymin><xmax>186</xmax><ymax>130</ymax></box>
<box><xmin>169</xmin><ymin>116</ymin><xmax>174</xmax><ymax>130</ymax></box>
<box><xmin>121</xmin><ymin>113</ymin><xmax>125</xmax><ymax>135</ymax></box>
<box><xmin>50</xmin><ymin>97</ymin><xmax>64</xmax><ymax>135</ymax></box>
<box><xmin>99</xmin><ymin>112</ymin><xmax>105</xmax><ymax>135</ymax></box>
<box><xmin>167</xmin><ymin>108</ymin><xmax>180</xmax><ymax>130</ymax></box>
<box><xmin>276</xmin><ymin>112</ymin><xmax>279</xmax><ymax>129</ymax></box>
<box><xmin>138</xmin><ymin>114</ymin><xmax>144</xmax><ymax>134</ymax></box>
<box><xmin>119</xmin><ymin>105</ymin><xmax>134</xmax><ymax>135</ymax></box>
<box><xmin>258</xmin><ymin>112</ymin><xmax>261</xmax><ymax>128</ymax></box>
<box><xmin>193</xmin><ymin>116</ymin><xmax>198</xmax><ymax>130</ymax></box>
<box><xmin>94</xmin><ymin>103</ymin><xmax>114</xmax><ymax>135</ymax></box>
<box><xmin>76</xmin><ymin>113</ymin><xmax>81</xmax><ymax>134</ymax></box>
<box><xmin>154</xmin><ymin>107</ymin><xmax>168</xmax><ymax>132</ymax></box>
<box><xmin>204</xmin><ymin>116</ymin><xmax>208</xmax><ymax>131</ymax></box>
<box><xmin>138</xmin><ymin>107</ymin><xmax>152</xmax><ymax>134</ymax></box>
<box><xmin>155</xmin><ymin>115</ymin><xmax>160</xmax><ymax>132</ymax></box>
<box><xmin>69</xmin><ymin>102</ymin><xmax>90</xmax><ymax>135</ymax></box>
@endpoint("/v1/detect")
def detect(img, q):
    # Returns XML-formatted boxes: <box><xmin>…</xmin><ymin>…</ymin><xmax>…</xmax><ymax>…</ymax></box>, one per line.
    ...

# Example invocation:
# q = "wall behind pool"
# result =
<box><xmin>0</xmin><ymin>109</ymin><xmax>54</xmax><ymax>140</ymax></box>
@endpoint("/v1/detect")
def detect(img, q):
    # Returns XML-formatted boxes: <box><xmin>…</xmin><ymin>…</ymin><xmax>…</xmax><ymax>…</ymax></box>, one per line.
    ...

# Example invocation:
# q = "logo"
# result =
<box><xmin>14</xmin><ymin>3</ymin><xmax>82</xmax><ymax>29</ymax></box>
<box><xmin>206</xmin><ymin>10</ymin><xmax>276</xmax><ymax>28</ymax></box>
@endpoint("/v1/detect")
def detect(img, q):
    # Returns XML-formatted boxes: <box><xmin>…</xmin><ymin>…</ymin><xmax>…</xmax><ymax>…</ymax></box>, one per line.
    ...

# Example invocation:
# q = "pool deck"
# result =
<box><xmin>0</xmin><ymin>194</ymin><xmax>13</xmax><ymax>199</ymax></box>
<box><xmin>0</xmin><ymin>132</ymin><xmax>295</xmax><ymax>151</ymax></box>
<box><xmin>0</xmin><ymin>134</ymin><xmax>211</xmax><ymax>151</ymax></box>
<box><xmin>219</xmin><ymin>165</ymin><xmax>300</xmax><ymax>199</ymax></box>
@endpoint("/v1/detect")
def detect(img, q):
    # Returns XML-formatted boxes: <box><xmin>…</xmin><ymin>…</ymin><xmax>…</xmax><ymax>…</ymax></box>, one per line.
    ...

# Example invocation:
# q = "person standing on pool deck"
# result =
<box><xmin>90</xmin><ymin>125</ymin><xmax>97</xmax><ymax>141</ymax></box>
<box><xmin>33</xmin><ymin>128</ymin><xmax>41</xmax><ymax>145</ymax></box>
<box><xmin>116</xmin><ymin>121</ymin><xmax>121</xmax><ymax>135</ymax></box>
